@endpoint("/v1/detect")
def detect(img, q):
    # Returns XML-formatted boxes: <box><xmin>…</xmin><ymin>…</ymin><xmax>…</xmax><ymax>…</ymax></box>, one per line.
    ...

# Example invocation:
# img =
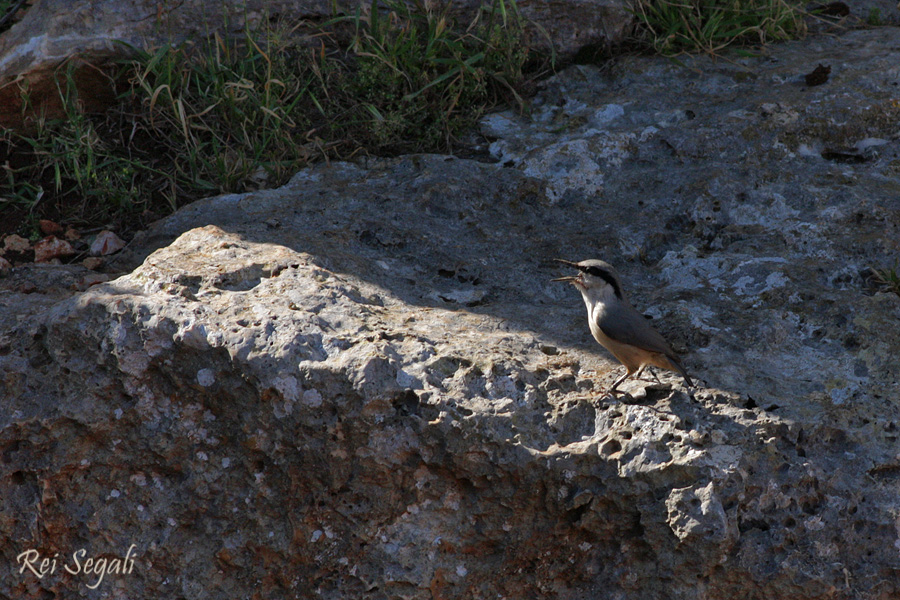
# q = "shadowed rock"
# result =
<box><xmin>3</xmin><ymin>25</ymin><xmax>900</xmax><ymax>600</ymax></box>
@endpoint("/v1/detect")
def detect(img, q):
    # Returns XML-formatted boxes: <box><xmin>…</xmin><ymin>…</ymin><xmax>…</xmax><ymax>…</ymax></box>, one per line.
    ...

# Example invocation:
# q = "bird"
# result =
<box><xmin>553</xmin><ymin>258</ymin><xmax>693</xmax><ymax>396</ymax></box>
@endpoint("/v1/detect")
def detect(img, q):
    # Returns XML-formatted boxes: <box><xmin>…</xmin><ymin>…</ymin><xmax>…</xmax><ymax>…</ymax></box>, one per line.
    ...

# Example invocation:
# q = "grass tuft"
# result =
<box><xmin>631</xmin><ymin>0</ymin><xmax>807</xmax><ymax>55</ymax></box>
<box><xmin>324</xmin><ymin>0</ymin><xmax>533</xmax><ymax>151</ymax></box>
<box><xmin>0</xmin><ymin>0</ymin><xmax>544</xmax><ymax>237</ymax></box>
<box><xmin>871</xmin><ymin>267</ymin><xmax>900</xmax><ymax>297</ymax></box>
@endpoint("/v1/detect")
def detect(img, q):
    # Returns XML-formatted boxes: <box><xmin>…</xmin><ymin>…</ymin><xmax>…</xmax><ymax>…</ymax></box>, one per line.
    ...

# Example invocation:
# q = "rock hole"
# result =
<box><xmin>600</xmin><ymin>439</ymin><xmax>622</xmax><ymax>456</ymax></box>
<box><xmin>2</xmin><ymin>441</ymin><xmax>20</xmax><ymax>463</ymax></box>
<box><xmin>392</xmin><ymin>390</ymin><xmax>420</xmax><ymax>417</ymax></box>
<box><xmin>821</xmin><ymin>150</ymin><xmax>868</xmax><ymax>164</ymax></box>
<box><xmin>213</xmin><ymin>263</ymin><xmax>290</xmax><ymax>292</ymax></box>
<box><xmin>566</xmin><ymin>503</ymin><xmax>590</xmax><ymax>524</ymax></box>
<box><xmin>738</xmin><ymin>518</ymin><xmax>770</xmax><ymax>533</ymax></box>
<box><xmin>801</xmin><ymin>499</ymin><xmax>820</xmax><ymax>515</ymax></box>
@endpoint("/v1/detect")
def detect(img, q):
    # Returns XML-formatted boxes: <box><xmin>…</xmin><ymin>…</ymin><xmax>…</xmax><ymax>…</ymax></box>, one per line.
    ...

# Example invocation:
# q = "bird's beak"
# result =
<box><xmin>553</xmin><ymin>259</ymin><xmax>582</xmax><ymax>284</ymax></box>
<box><xmin>554</xmin><ymin>258</ymin><xmax>582</xmax><ymax>269</ymax></box>
<box><xmin>551</xmin><ymin>275</ymin><xmax>579</xmax><ymax>283</ymax></box>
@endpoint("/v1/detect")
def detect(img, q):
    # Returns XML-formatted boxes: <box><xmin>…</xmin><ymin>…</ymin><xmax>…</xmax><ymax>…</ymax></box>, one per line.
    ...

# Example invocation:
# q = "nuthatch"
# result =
<box><xmin>553</xmin><ymin>259</ymin><xmax>693</xmax><ymax>396</ymax></box>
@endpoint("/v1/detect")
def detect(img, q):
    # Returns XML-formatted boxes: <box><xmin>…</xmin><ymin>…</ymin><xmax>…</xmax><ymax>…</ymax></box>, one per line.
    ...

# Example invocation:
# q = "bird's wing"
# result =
<box><xmin>595</xmin><ymin>303</ymin><xmax>675</xmax><ymax>356</ymax></box>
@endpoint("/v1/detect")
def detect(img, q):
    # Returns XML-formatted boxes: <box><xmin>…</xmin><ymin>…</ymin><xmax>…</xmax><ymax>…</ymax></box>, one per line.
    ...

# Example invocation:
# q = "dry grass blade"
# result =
<box><xmin>632</xmin><ymin>0</ymin><xmax>806</xmax><ymax>55</ymax></box>
<box><xmin>0</xmin><ymin>0</ymin><xmax>543</xmax><ymax>237</ymax></box>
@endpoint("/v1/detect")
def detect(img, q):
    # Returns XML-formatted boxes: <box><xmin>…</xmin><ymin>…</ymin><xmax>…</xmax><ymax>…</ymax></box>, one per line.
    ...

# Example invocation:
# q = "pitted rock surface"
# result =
<box><xmin>3</xmin><ymin>25</ymin><xmax>900</xmax><ymax>600</ymax></box>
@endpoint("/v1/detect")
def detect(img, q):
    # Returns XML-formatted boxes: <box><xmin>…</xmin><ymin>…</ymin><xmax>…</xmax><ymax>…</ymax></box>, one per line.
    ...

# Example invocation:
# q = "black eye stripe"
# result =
<box><xmin>579</xmin><ymin>265</ymin><xmax>622</xmax><ymax>298</ymax></box>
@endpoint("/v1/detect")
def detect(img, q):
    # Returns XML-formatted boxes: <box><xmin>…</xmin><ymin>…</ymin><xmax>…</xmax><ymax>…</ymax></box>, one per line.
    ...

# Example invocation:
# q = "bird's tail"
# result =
<box><xmin>667</xmin><ymin>355</ymin><xmax>694</xmax><ymax>388</ymax></box>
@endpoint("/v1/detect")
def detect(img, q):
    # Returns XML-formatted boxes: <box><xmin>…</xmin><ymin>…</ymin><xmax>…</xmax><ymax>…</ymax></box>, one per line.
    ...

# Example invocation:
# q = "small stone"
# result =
<box><xmin>82</xmin><ymin>256</ymin><xmax>105</xmax><ymax>270</ymax></box>
<box><xmin>141</xmin><ymin>209</ymin><xmax>161</xmax><ymax>224</ymax></box>
<box><xmin>39</xmin><ymin>219</ymin><xmax>64</xmax><ymax>236</ymax></box>
<box><xmin>33</xmin><ymin>236</ymin><xmax>75</xmax><ymax>263</ymax></box>
<box><xmin>2</xmin><ymin>234</ymin><xmax>30</xmax><ymax>254</ymax></box>
<box><xmin>0</xmin><ymin>256</ymin><xmax>11</xmax><ymax>271</ymax></box>
<box><xmin>805</xmin><ymin>64</ymin><xmax>831</xmax><ymax>86</ymax></box>
<box><xmin>90</xmin><ymin>230</ymin><xmax>126</xmax><ymax>256</ymax></box>
<box><xmin>819</xmin><ymin>2</ymin><xmax>849</xmax><ymax>17</ymax></box>
<box><xmin>64</xmin><ymin>226</ymin><xmax>81</xmax><ymax>241</ymax></box>
<box><xmin>72</xmin><ymin>273</ymin><xmax>110</xmax><ymax>291</ymax></box>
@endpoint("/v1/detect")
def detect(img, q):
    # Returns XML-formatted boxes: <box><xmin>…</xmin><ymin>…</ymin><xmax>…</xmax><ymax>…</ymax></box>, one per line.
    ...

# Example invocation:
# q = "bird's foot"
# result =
<box><xmin>564</xmin><ymin>394</ymin><xmax>597</xmax><ymax>404</ymax></box>
<box><xmin>634</xmin><ymin>366</ymin><xmax>663</xmax><ymax>384</ymax></box>
<box><xmin>634</xmin><ymin>377</ymin><xmax>670</xmax><ymax>386</ymax></box>
<box><xmin>600</xmin><ymin>388</ymin><xmax>642</xmax><ymax>406</ymax></box>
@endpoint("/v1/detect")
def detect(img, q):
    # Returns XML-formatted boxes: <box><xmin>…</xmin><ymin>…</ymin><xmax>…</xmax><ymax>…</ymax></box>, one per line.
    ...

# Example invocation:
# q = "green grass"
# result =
<box><xmin>866</xmin><ymin>8</ymin><xmax>883</xmax><ymax>26</ymax></box>
<box><xmin>0</xmin><ymin>0</ymin><xmax>24</xmax><ymax>33</ymax></box>
<box><xmin>0</xmin><ymin>0</ymin><xmax>542</xmax><ymax>236</ymax></box>
<box><xmin>872</xmin><ymin>267</ymin><xmax>900</xmax><ymax>297</ymax></box>
<box><xmin>337</xmin><ymin>0</ymin><xmax>531</xmax><ymax>150</ymax></box>
<box><xmin>1</xmin><ymin>65</ymin><xmax>162</xmax><ymax>224</ymax></box>
<box><xmin>632</xmin><ymin>0</ymin><xmax>807</xmax><ymax>55</ymax></box>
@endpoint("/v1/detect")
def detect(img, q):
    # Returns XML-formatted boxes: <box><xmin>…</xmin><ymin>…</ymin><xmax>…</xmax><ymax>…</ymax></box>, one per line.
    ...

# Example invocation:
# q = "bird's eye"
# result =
<box><xmin>587</xmin><ymin>267</ymin><xmax>602</xmax><ymax>277</ymax></box>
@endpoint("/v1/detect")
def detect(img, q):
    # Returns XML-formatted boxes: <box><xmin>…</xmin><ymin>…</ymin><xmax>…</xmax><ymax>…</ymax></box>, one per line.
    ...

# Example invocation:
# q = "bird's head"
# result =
<box><xmin>552</xmin><ymin>259</ymin><xmax>623</xmax><ymax>300</ymax></box>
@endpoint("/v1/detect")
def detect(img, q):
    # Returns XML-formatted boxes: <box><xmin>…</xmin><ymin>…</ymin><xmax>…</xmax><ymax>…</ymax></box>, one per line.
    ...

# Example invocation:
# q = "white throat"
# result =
<box><xmin>578</xmin><ymin>283</ymin><xmax>618</xmax><ymax>311</ymax></box>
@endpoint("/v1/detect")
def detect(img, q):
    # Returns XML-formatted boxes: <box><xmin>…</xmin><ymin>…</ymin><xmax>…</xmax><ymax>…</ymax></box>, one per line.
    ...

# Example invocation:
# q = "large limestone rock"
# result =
<box><xmin>3</xmin><ymin>25</ymin><xmax>900</xmax><ymax>600</ymax></box>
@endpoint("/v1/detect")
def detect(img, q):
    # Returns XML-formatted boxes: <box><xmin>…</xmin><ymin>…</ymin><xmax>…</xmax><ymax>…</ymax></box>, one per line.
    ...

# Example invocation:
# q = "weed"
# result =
<box><xmin>0</xmin><ymin>0</ymin><xmax>541</xmax><ymax>237</ymax></box>
<box><xmin>871</xmin><ymin>267</ymin><xmax>900</xmax><ymax>297</ymax></box>
<box><xmin>126</xmin><ymin>26</ymin><xmax>319</xmax><ymax>196</ymax></box>
<box><xmin>867</xmin><ymin>8</ymin><xmax>882</xmax><ymax>26</ymax></box>
<box><xmin>632</xmin><ymin>0</ymin><xmax>807</xmax><ymax>55</ymax></box>
<box><xmin>2</xmin><ymin>64</ymin><xmax>161</xmax><ymax>223</ymax></box>
<box><xmin>0</xmin><ymin>0</ymin><xmax>26</xmax><ymax>34</ymax></box>
<box><xmin>329</xmin><ymin>0</ymin><xmax>533</xmax><ymax>152</ymax></box>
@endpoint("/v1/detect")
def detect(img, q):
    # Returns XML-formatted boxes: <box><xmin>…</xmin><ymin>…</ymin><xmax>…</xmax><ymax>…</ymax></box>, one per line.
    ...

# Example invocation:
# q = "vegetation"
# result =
<box><xmin>0</xmin><ymin>0</ymin><xmax>542</xmax><ymax>236</ymax></box>
<box><xmin>866</xmin><ymin>8</ymin><xmax>883</xmax><ymax>26</ymax></box>
<box><xmin>871</xmin><ymin>267</ymin><xmax>900</xmax><ymax>297</ymax></box>
<box><xmin>0</xmin><ymin>0</ymin><xmax>864</xmax><ymax>238</ymax></box>
<box><xmin>0</xmin><ymin>0</ymin><xmax>24</xmax><ymax>34</ymax></box>
<box><xmin>631</xmin><ymin>0</ymin><xmax>806</xmax><ymax>55</ymax></box>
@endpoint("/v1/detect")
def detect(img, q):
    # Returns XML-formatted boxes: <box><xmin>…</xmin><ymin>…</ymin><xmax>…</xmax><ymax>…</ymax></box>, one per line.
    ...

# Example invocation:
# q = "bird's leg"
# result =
<box><xmin>605</xmin><ymin>368</ymin><xmax>634</xmax><ymax>397</ymax></box>
<box><xmin>633</xmin><ymin>365</ymin><xmax>661</xmax><ymax>383</ymax></box>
